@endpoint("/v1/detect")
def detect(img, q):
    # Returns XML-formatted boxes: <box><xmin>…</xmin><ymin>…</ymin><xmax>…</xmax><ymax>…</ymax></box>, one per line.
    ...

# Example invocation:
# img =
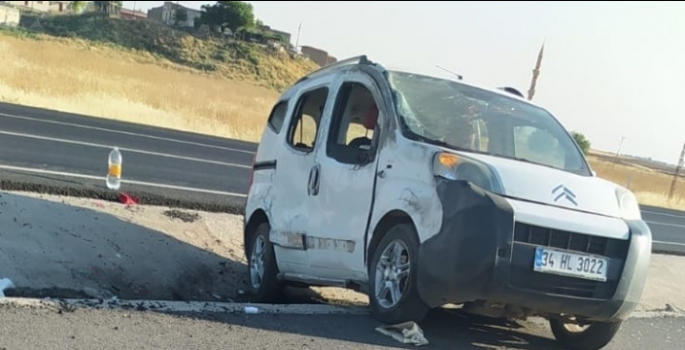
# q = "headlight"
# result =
<box><xmin>431</xmin><ymin>151</ymin><xmax>496</xmax><ymax>191</ymax></box>
<box><xmin>432</xmin><ymin>152</ymin><xmax>461</xmax><ymax>180</ymax></box>
<box><xmin>615</xmin><ymin>187</ymin><xmax>642</xmax><ymax>220</ymax></box>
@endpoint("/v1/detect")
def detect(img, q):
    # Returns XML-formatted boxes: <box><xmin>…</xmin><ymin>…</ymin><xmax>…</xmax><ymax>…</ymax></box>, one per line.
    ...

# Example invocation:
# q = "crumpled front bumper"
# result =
<box><xmin>415</xmin><ymin>179</ymin><xmax>652</xmax><ymax>321</ymax></box>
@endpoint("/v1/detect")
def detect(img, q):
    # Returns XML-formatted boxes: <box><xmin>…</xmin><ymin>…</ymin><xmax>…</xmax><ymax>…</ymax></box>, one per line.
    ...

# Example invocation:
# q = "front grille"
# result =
<box><xmin>513</xmin><ymin>222</ymin><xmax>629</xmax><ymax>260</ymax></box>
<box><xmin>509</xmin><ymin>222</ymin><xmax>630</xmax><ymax>299</ymax></box>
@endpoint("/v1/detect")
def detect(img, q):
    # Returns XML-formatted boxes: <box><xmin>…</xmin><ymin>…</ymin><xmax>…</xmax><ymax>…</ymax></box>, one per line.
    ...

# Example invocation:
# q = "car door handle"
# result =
<box><xmin>308</xmin><ymin>163</ymin><xmax>320</xmax><ymax>196</ymax></box>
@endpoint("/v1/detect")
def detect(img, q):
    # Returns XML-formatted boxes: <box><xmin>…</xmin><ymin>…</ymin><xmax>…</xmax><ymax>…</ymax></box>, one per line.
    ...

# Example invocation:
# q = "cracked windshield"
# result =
<box><xmin>0</xmin><ymin>1</ymin><xmax>683</xmax><ymax>349</ymax></box>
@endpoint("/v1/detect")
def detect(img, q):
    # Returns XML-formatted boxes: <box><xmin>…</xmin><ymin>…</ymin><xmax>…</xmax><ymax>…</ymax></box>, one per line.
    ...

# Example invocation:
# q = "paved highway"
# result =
<box><xmin>0</xmin><ymin>102</ymin><xmax>683</xmax><ymax>254</ymax></box>
<box><xmin>1</xmin><ymin>304</ymin><xmax>683</xmax><ymax>350</ymax></box>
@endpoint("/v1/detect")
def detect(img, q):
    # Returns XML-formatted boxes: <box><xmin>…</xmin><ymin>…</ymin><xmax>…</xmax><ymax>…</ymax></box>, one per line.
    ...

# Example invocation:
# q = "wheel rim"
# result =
<box><xmin>250</xmin><ymin>235</ymin><xmax>266</xmax><ymax>289</ymax></box>
<box><xmin>374</xmin><ymin>239</ymin><xmax>410</xmax><ymax>309</ymax></box>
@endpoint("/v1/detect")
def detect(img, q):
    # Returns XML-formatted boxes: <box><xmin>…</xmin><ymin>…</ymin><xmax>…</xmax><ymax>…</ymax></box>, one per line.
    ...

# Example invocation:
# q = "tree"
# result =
<box><xmin>68</xmin><ymin>1</ymin><xmax>88</xmax><ymax>14</ymax></box>
<box><xmin>571</xmin><ymin>131</ymin><xmax>591</xmax><ymax>155</ymax></box>
<box><xmin>196</xmin><ymin>1</ymin><xmax>255</xmax><ymax>32</ymax></box>
<box><xmin>175</xmin><ymin>8</ymin><xmax>188</xmax><ymax>26</ymax></box>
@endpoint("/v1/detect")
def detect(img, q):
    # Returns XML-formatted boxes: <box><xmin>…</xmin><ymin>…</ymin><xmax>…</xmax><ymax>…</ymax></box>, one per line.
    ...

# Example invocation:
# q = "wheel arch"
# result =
<box><xmin>244</xmin><ymin>208</ymin><xmax>270</xmax><ymax>258</ymax></box>
<box><xmin>366</xmin><ymin>209</ymin><xmax>418</xmax><ymax>268</ymax></box>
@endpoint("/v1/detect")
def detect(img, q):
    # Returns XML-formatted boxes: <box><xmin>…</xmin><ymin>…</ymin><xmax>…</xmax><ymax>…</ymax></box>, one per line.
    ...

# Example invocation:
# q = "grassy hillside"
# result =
<box><xmin>0</xmin><ymin>13</ymin><xmax>318</xmax><ymax>140</ymax></box>
<box><xmin>1</xmin><ymin>13</ymin><xmax>685</xmax><ymax>209</ymax></box>
<box><xmin>19</xmin><ymin>13</ymin><xmax>319</xmax><ymax>91</ymax></box>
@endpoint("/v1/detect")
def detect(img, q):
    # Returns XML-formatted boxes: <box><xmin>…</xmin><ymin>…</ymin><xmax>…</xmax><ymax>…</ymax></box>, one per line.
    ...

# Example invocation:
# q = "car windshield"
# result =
<box><xmin>385</xmin><ymin>70</ymin><xmax>591</xmax><ymax>176</ymax></box>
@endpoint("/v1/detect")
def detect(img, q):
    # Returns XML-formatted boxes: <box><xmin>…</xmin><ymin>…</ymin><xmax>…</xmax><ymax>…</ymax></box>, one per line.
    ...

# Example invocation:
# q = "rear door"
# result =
<box><xmin>269</xmin><ymin>76</ymin><xmax>336</xmax><ymax>275</ymax></box>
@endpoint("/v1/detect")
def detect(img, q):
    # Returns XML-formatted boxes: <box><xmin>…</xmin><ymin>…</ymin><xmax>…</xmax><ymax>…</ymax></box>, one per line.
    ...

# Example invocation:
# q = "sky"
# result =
<box><xmin>123</xmin><ymin>1</ymin><xmax>685</xmax><ymax>164</ymax></box>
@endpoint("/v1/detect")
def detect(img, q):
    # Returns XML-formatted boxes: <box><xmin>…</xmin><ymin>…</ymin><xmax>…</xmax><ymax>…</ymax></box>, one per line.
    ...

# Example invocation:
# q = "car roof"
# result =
<box><xmin>285</xmin><ymin>55</ymin><xmax>548</xmax><ymax>112</ymax></box>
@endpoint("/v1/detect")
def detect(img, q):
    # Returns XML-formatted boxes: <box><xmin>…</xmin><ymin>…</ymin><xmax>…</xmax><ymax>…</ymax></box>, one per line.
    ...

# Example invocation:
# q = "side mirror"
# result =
<box><xmin>591</xmin><ymin>169</ymin><xmax>597</xmax><ymax>177</ymax></box>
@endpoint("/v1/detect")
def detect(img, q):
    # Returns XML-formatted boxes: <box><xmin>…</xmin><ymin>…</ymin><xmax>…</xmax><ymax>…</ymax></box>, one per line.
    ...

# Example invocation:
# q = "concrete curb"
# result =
<box><xmin>0</xmin><ymin>297</ymin><xmax>371</xmax><ymax>315</ymax></box>
<box><xmin>0</xmin><ymin>180</ymin><xmax>244</xmax><ymax>214</ymax></box>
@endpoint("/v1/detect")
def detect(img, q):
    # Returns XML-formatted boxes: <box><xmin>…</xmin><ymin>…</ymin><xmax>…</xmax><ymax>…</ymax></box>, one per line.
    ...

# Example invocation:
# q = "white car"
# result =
<box><xmin>243</xmin><ymin>55</ymin><xmax>652</xmax><ymax>350</ymax></box>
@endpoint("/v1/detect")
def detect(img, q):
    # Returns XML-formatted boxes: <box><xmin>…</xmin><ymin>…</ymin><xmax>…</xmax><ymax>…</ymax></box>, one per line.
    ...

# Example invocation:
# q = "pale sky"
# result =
<box><xmin>124</xmin><ymin>1</ymin><xmax>685</xmax><ymax>164</ymax></box>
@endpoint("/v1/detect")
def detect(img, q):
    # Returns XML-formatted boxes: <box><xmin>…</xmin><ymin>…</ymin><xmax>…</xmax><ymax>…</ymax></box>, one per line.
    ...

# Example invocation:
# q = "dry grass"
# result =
<box><xmin>1</xmin><ymin>32</ymin><xmax>685</xmax><ymax>210</ymax></box>
<box><xmin>0</xmin><ymin>32</ymin><xmax>306</xmax><ymax>141</ymax></box>
<box><xmin>587</xmin><ymin>155</ymin><xmax>685</xmax><ymax>210</ymax></box>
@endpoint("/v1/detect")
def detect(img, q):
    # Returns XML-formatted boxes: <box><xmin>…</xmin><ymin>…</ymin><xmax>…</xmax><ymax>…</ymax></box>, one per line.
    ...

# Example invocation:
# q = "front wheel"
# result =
<box><xmin>550</xmin><ymin>317</ymin><xmax>622</xmax><ymax>350</ymax></box>
<box><xmin>246</xmin><ymin>222</ymin><xmax>283</xmax><ymax>303</ymax></box>
<box><xmin>368</xmin><ymin>223</ymin><xmax>430</xmax><ymax>324</ymax></box>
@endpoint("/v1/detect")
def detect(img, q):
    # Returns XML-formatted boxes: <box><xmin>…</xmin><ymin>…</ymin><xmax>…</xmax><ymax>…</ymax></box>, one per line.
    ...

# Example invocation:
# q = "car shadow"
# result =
<box><xmin>0</xmin><ymin>191</ymin><xmax>246</xmax><ymax>302</ymax></box>
<box><xmin>0</xmin><ymin>191</ymin><xmax>561</xmax><ymax>349</ymax></box>
<box><xmin>170</xmin><ymin>307</ymin><xmax>562</xmax><ymax>349</ymax></box>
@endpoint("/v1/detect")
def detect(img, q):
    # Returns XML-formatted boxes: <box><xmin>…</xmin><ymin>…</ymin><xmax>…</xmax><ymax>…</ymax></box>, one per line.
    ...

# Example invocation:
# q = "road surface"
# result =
<box><xmin>0</xmin><ymin>304</ymin><xmax>683</xmax><ymax>350</ymax></box>
<box><xmin>0</xmin><ymin>101</ymin><xmax>683</xmax><ymax>254</ymax></box>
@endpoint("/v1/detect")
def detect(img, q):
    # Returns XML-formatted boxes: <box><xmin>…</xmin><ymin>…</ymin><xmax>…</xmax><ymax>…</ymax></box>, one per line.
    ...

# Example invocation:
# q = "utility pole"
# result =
<box><xmin>668</xmin><ymin>141</ymin><xmax>685</xmax><ymax>199</ymax></box>
<box><xmin>612</xmin><ymin>135</ymin><xmax>626</xmax><ymax>168</ymax></box>
<box><xmin>527</xmin><ymin>41</ymin><xmax>545</xmax><ymax>101</ymax></box>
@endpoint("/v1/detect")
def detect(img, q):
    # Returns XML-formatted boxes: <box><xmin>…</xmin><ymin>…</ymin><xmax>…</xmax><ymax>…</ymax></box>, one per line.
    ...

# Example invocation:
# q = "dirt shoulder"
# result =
<box><xmin>0</xmin><ymin>190</ymin><xmax>681</xmax><ymax>314</ymax></box>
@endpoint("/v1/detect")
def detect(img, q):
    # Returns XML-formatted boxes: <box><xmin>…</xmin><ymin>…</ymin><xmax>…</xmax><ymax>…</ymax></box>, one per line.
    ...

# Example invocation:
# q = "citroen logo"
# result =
<box><xmin>552</xmin><ymin>185</ymin><xmax>577</xmax><ymax>206</ymax></box>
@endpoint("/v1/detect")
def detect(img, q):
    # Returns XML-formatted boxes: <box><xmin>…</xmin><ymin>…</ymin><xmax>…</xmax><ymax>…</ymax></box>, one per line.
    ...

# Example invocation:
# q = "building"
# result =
<box><xmin>0</xmin><ymin>3</ymin><xmax>20</xmax><ymax>26</ymax></box>
<box><xmin>2</xmin><ymin>1</ymin><xmax>51</xmax><ymax>12</ymax></box>
<box><xmin>1</xmin><ymin>1</ymin><xmax>69</xmax><ymax>13</ymax></box>
<box><xmin>301</xmin><ymin>45</ymin><xmax>337</xmax><ymax>67</ymax></box>
<box><xmin>93</xmin><ymin>0</ymin><xmax>121</xmax><ymax>16</ymax></box>
<box><xmin>119</xmin><ymin>7</ymin><xmax>145</xmax><ymax>21</ymax></box>
<box><xmin>48</xmin><ymin>1</ymin><xmax>66</xmax><ymax>12</ymax></box>
<box><xmin>148</xmin><ymin>1</ymin><xmax>201</xmax><ymax>28</ymax></box>
<box><xmin>258</xmin><ymin>24</ymin><xmax>291</xmax><ymax>44</ymax></box>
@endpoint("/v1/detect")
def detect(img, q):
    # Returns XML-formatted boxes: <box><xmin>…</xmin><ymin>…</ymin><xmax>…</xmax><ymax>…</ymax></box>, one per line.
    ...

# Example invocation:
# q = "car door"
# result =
<box><xmin>269</xmin><ymin>77</ymin><xmax>334</xmax><ymax>275</ymax></box>
<box><xmin>304</xmin><ymin>71</ymin><xmax>384</xmax><ymax>281</ymax></box>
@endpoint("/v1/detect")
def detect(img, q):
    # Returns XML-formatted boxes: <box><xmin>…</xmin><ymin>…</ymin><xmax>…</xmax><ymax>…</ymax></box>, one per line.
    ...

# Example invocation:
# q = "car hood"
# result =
<box><xmin>465</xmin><ymin>153</ymin><xmax>624</xmax><ymax>218</ymax></box>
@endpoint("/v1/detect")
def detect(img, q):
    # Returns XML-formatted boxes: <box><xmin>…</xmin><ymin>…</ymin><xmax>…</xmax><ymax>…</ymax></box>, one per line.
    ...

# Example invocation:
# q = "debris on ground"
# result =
<box><xmin>375</xmin><ymin>321</ymin><xmax>429</xmax><ymax>346</ymax></box>
<box><xmin>244</xmin><ymin>306</ymin><xmax>259</xmax><ymax>314</ymax></box>
<box><xmin>163</xmin><ymin>209</ymin><xmax>201</xmax><ymax>223</ymax></box>
<box><xmin>118</xmin><ymin>193</ymin><xmax>139</xmax><ymax>206</ymax></box>
<box><xmin>0</xmin><ymin>278</ymin><xmax>15</xmax><ymax>298</ymax></box>
<box><xmin>665</xmin><ymin>303</ymin><xmax>685</xmax><ymax>313</ymax></box>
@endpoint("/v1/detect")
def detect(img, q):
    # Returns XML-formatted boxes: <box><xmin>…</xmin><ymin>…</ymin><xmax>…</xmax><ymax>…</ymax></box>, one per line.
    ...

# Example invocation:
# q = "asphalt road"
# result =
<box><xmin>0</xmin><ymin>101</ymin><xmax>684</xmax><ymax>254</ymax></box>
<box><xmin>0</xmin><ymin>304</ymin><xmax>683</xmax><ymax>350</ymax></box>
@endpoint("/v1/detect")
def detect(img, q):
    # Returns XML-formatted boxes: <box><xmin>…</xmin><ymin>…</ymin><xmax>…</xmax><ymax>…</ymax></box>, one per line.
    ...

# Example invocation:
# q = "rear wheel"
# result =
<box><xmin>246</xmin><ymin>222</ymin><xmax>283</xmax><ymax>303</ymax></box>
<box><xmin>368</xmin><ymin>223</ymin><xmax>430</xmax><ymax>324</ymax></box>
<box><xmin>549</xmin><ymin>317</ymin><xmax>622</xmax><ymax>350</ymax></box>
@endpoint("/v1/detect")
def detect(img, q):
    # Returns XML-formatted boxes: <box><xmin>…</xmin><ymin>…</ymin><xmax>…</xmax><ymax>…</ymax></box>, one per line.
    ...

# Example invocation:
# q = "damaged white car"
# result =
<box><xmin>243</xmin><ymin>55</ymin><xmax>652</xmax><ymax>350</ymax></box>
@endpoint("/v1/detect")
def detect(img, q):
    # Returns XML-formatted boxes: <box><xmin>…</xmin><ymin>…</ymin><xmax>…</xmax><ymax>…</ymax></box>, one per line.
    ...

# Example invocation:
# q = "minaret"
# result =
<box><xmin>527</xmin><ymin>41</ymin><xmax>545</xmax><ymax>101</ymax></box>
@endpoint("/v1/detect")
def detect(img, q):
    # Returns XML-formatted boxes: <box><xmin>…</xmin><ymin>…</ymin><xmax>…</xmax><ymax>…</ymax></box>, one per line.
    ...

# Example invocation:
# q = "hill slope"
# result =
<box><xmin>0</xmin><ymin>13</ymin><xmax>318</xmax><ymax>140</ymax></box>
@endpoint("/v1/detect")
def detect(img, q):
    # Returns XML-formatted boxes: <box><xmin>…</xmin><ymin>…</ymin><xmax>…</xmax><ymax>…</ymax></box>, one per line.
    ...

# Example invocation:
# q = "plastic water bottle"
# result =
<box><xmin>106</xmin><ymin>147</ymin><xmax>122</xmax><ymax>190</ymax></box>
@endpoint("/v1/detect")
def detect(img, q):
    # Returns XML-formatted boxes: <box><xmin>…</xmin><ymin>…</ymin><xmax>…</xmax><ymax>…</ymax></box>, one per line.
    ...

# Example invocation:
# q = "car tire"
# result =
<box><xmin>368</xmin><ymin>223</ymin><xmax>430</xmax><ymax>324</ymax></box>
<box><xmin>549</xmin><ymin>317</ymin><xmax>622</xmax><ymax>350</ymax></box>
<box><xmin>246</xmin><ymin>222</ymin><xmax>283</xmax><ymax>303</ymax></box>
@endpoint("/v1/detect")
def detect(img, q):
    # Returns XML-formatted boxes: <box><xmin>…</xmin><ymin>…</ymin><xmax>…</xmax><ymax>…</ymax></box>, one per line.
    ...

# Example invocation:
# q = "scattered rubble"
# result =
<box><xmin>163</xmin><ymin>209</ymin><xmax>201</xmax><ymax>223</ymax></box>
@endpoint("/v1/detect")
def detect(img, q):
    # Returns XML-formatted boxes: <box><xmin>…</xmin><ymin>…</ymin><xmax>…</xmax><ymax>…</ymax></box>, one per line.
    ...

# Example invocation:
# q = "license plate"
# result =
<box><xmin>534</xmin><ymin>247</ymin><xmax>608</xmax><ymax>282</ymax></box>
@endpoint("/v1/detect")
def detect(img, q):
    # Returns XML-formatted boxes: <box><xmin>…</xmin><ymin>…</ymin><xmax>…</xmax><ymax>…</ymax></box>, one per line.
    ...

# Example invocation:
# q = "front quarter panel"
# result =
<box><xmin>369</xmin><ymin>135</ymin><xmax>444</xmax><ymax>245</ymax></box>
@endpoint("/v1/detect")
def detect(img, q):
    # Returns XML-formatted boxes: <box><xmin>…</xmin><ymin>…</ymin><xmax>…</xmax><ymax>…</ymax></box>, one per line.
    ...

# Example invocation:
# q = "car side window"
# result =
<box><xmin>267</xmin><ymin>101</ymin><xmax>289</xmax><ymax>133</ymax></box>
<box><xmin>286</xmin><ymin>87</ymin><xmax>329</xmax><ymax>152</ymax></box>
<box><xmin>326</xmin><ymin>81</ymin><xmax>380</xmax><ymax>164</ymax></box>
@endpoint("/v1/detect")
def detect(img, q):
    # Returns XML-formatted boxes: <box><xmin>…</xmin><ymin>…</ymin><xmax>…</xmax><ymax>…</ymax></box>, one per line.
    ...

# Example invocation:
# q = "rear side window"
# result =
<box><xmin>267</xmin><ymin>101</ymin><xmax>289</xmax><ymax>133</ymax></box>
